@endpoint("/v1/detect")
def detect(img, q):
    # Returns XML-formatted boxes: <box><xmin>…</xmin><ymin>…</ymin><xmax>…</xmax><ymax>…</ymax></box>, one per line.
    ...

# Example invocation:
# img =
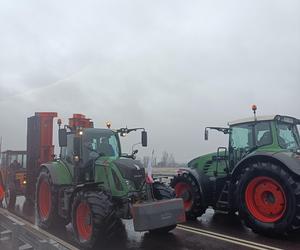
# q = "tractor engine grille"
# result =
<box><xmin>113</xmin><ymin>159</ymin><xmax>145</xmax><ymax>190</ymax></box>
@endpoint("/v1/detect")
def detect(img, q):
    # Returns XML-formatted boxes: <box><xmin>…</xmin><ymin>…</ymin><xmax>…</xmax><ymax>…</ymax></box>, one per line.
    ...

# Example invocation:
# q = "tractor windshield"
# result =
<box><xmin>276</xmin><ymin>121</ymin><xmax>300</xmax><ymax>150</ymax></box>
<box><xmin>82</xmin><ymin>129</ymin><xmax>121</xmax><ymax>160</ymax></box>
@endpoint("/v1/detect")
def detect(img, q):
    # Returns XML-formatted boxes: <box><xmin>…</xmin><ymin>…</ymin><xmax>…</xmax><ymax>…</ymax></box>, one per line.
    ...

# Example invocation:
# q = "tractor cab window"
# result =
<box><xmin>61</xmin><ymin>134</ymin><xmax>74</xmax><ymax>163</ymax></box>
<box><xmin>255</xmin><ymin>122</ymin><xmax>272</xmax><ymax>146</ymax></box>
<box><xmin>276</xmin><ymin>122</ymin><xmax>300</xmax><ymax>150</ymax></box>
<box><xmin>230</xmin><ymin>123</ymin><xmax>254</xmax><ymax>150</ymax></box>
<box><xmin>230</xmin><ymin>121</ymin><xmax>272</xmax><ymax>150</ymax></box>
<box><xmin>82</xmin><ymin>129</ymin><xmax>120</xmax><ymax>162</ymax></box>
<box><xmin>229</xmin><ymin>121</ymin><xmax>272</xmax><ymax>167</ymax></box>
<box><xmin>0</xmin><ymin>152</ymin><xmax>27</xmax><ymax>169</ymax></box>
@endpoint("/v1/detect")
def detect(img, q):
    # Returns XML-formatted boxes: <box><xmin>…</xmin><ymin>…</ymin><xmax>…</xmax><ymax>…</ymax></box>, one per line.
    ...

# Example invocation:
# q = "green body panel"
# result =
<box><xmin>45</xmin><ymin>156</ymin><xmax>142</xmax><ymax>198</ymax></box>
<box><xmin>188</xmin><ymin>152</ymin><xmax>228</xmax><ymax>177</ymax></box>
<box><xmin>93</xmin><ymin>157</ymin><xmax>132</xmax><ymax>197</ymax></box>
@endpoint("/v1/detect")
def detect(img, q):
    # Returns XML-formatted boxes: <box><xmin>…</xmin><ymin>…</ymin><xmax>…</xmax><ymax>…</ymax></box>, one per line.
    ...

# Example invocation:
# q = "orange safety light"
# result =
<box><xmin>106</xmin><ymin>121</ymin><xmax>112</xmax><ymax>129</ymax></box>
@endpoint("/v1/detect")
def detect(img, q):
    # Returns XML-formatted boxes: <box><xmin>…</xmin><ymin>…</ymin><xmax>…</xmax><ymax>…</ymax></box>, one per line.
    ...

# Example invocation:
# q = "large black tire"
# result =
<box><xmin>237</xmin><ymin>161</ymin><xmax>300</xmax><ymax>236</ymax></box>
<box><xmin>170</xmin><ymin>173</ymin><xmax>206</xmax><ymax>220</ymax></box>
<box><xmin>36</xmin><ymin>169</ymin><xmax>60</xmax><ymax>229</ymax></box>
<box><xmin>152</xmin><ymin>182</ymin><xmax>175</xmax><ymax>200</ymax></box>
<box><xmin>5</xmin><ymin>184</ymin><xmax>16</xmax><ymax>210</ymax></box>
<box><xmin>149</xmin><ymin>182</ymin><xmax>177</xmax><ymax>234</ymax></box>
<box><xmin>71</xmin><ymin>190</ymin><xmax>119</xmax><ymax>249</ymax></box>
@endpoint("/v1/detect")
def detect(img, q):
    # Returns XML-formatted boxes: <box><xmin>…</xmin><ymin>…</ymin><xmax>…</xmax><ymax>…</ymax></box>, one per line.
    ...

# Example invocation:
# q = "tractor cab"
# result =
<box><xmin>0</xmin><ymin>150</ymin><xmax>27</xmax><ymax>169</ymax></box>
<box><xmin>204</xmin><ymin>112</ymin><xmax>300</xmax><ymax>174</ymax></box>
<box><xmin>0</xmin><ymin>150</ymin><xmax>27</xmax><ymax>183</ymax></box>
<box><xmin>58</xmin><ymin>114</ymin><xmax>148</xmax><ymax>184</ymax></box>
<box><xmin>228</xmin><ymin>115</ymin><xmax>300</xmax><ymax>170</ymax></box>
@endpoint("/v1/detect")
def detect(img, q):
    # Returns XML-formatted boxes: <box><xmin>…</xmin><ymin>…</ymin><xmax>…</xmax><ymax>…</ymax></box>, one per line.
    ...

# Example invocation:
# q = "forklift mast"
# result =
<box><xmin>26</xmin><ymin>112</ymin><xmax>57</xmax><ymax>201</ymax></box>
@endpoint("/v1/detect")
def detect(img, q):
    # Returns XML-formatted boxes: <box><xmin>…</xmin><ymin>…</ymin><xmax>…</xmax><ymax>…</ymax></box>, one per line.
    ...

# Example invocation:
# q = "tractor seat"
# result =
<box><xmin>98</xmin><ymin>143</ymin><xmax>115</xmax><ymax>157</ymax></box>
<box><xmin>257</xmin><ymin>131</ymin><xmax>271</xmax><ymax>146</ymax></box>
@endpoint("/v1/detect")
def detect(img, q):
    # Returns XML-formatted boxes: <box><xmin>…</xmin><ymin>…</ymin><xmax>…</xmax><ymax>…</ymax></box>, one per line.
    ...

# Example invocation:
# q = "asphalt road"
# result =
<box><xmin>4</xmin><ymin>197</ymin><xmax>299</xmax><ymax>250</ymax></box>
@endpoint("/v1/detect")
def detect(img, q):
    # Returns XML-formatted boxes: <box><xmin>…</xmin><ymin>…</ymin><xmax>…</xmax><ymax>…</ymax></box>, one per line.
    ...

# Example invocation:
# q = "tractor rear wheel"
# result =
<box><xmin>171</xmin><ymin>173</ymin><xmax>206</xmax><ymax>220</ymax></box>
<box><xmin>149</xmin><ymin>182</ymin><xmax>177</xmax><ymax>234</ymax></box>
<box><xmin>71</xmin><ymin>190</ymin><xmax>118</xmax><ymax>249</ymax></box>
<box><xmin>36</xmin><ymin>169</ymin><xmax>59</xmax><ymax>229</ymax></box>
<box><xmin>237</xmin><ymin>162</ymin><xmax>300</xmax><ymax>236</ymax></box>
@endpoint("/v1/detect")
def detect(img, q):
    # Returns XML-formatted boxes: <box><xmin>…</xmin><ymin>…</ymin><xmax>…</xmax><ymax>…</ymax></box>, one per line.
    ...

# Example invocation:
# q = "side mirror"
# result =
<box><xmin>205</xmin><ymin>128</ymin><xmax>208</xmax><ymax>141</ymax></box>
<box><xmin>141</xmin><ymin>131</ymin><xmax>148</xmax><ymax>147</ymax></box>
<box><xmin>73</xmin><ymin>137</ymin><xmax>81</xmax><ymax>158</ymax></box>
<box><xmin>58</xmin><ymin>129</ymin><xmax>67</xmax><ymax>147</ymax></box>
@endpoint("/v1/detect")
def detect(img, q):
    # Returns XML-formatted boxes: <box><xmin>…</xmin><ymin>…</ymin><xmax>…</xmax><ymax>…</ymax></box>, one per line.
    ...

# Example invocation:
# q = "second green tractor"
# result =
<box><xmin>171</xmin><ymin>107</ymin><xmax>300</xmax><ymax>236</ymax></box>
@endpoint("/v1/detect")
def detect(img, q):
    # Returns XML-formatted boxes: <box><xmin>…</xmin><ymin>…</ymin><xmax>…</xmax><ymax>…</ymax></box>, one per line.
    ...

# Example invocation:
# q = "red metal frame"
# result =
<box><xmin>26</xmin><ymin>112</ymin><xmax>57</xmax><ymax>201</ymax></box>
<box><xmin>35</xmin><ymin>112</ymin><xmax>58</xmax><ymax>164</ymax></box>
<box><xmin>69</xmin><ymin>114</ymin><xmax>93</xmax><ymax>129</ymax></box>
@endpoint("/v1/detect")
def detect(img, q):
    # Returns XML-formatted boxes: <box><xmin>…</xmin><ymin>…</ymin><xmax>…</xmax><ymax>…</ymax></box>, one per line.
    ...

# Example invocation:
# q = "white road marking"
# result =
<box><xmin>177</xmin><ymin>224</ymin><xmax>283</xmax><ymax>250</ymax></box>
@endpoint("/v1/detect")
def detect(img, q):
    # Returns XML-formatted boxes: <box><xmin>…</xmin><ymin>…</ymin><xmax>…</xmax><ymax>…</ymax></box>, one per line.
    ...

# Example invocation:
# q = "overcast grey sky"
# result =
<box><xmin>0</xmin><ymin>0</ymin><xmax>299</xmax><ymax>163</ymax></box>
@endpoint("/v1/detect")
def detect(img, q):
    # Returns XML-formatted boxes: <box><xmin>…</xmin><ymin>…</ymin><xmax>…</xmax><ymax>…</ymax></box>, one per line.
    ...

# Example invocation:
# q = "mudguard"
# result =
<box><xmin>41</xmin><ymin>162</ymin><xmax>72</xmax><ymax>185</ymax></box>
<box><xmin>231</xmin><ymin>151</ymin><xmax>300</xmax><ymax>179</ymax></box>
<box><xmin>177</xmin><ymin>168</ymin><xmax>208</xmax><ymax>208</ymax></box>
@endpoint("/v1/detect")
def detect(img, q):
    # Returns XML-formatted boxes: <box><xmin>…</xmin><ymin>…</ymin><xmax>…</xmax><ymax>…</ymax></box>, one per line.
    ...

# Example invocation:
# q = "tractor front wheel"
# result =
<box><xmin>237</xmin><ymin>162</ymin><xmax>300</xmax><ymax>235</ymax></box>
<box><xmin>71</xmin><ymin>190</ymin><xmax>118</xmax><ymax>249</ymax></box>
<box><xmin>36</xmin><ymin>169</ymin><xmax>59</xmax><ymax>229</ymax></box>
<box><xmin>171</xmin><ymin>173</ymin><xmax>206</xmax><ymax>220</ymax></box>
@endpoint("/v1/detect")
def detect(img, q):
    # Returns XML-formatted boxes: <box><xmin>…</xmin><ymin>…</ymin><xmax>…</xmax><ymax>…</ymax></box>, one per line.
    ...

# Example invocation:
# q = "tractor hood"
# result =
<box><xmin>113</xmin><ymin>159</ymin><xmax>145</xmax><ymax>189</ymax></box>
<box><xmin>188</xmin><ymin>151</ymin><xmax>225</xmax><ymax>169</ymax></box>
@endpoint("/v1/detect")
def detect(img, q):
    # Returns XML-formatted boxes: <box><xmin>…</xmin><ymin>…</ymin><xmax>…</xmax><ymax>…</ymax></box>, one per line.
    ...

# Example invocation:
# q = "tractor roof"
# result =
<box><xmin>228</xmin><ymin>115</ymin><xmax>300</xmax><ymax>126</ymax></box>
<box><xmin>228</xmin><ymin>115</ymin><xmax>276</xmax><ymax>126</ymax></box>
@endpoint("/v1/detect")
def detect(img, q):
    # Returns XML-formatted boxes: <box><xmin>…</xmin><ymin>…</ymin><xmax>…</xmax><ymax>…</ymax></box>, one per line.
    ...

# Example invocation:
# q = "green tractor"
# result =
<box><xmin>33</xmin><ymin>114</ymin><xmax>185</xmax><ymax>249</ymax></box>
<box><xmin>171</xmin><ymin>106</ymin><xmax>300</xmax><ymax>236</ymax></box>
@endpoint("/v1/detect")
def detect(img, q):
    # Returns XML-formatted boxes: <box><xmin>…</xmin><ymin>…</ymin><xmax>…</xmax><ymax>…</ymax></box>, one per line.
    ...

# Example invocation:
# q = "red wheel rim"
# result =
<box><xmin>245</xmin><ymin>176</ymin><xmax>286</xmax><ymax>223</ymax></box>
<box><xmin>175</xmin><ymin>183</ymin><xmax>193</xmax><ymax>211</ymax></box>
<box><xmin>38</xmin><ymin>179</ymin><xmax>51</xmax><ymax>220</ymax></box>
<box><xmin>76</xmin><ymin>202</ymin><xmax>92</xmax><ymax>241</ymax></box>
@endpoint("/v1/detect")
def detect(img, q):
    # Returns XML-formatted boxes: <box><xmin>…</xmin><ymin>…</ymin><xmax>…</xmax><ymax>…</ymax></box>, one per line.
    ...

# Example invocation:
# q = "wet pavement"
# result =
<box><xmin>4</xmin><ymin>196</ymin><xmax>300</xmax><ymax>250</ymax></box>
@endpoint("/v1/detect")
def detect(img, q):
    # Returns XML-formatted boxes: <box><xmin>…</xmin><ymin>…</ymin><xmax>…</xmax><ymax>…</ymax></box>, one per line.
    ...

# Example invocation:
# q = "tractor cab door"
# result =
<box><xmin>229</xmin><ymin>121</ymin><xmax>272</xmax><ymax>170</ymax></box>
<box><xmin>60</xmin><ymin>134</ymin><xmax>75</xmax><ymax>176</ymax></box>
